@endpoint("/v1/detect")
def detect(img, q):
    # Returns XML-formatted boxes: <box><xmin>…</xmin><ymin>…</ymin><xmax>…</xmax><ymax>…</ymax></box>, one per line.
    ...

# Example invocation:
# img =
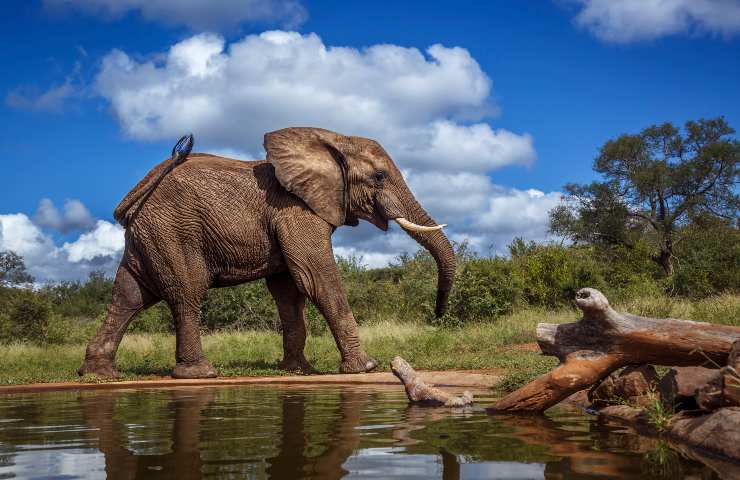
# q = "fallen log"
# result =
<box><xmin>391</xmin><ymin>356</ymin><xmax>473</xmax><ymax>407</ymax></box>
<box><xmin>490</xmin><ymin>288</ymin><xmax>740</xmax><ymax>413</ymax></box>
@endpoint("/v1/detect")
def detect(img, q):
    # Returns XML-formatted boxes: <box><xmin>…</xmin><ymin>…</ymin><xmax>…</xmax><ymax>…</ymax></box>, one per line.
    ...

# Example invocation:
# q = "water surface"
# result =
<box><xmin>0</xmin><ymin>385</ymin><xmax>729</xmax><ymax>479</ymax></box>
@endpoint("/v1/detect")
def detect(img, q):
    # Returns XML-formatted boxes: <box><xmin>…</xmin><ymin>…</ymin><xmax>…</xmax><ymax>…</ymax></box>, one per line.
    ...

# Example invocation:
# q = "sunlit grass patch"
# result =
<box><xmin>0</xmin><ymin>295</ymin><xmax>736</xmax><ymax>386</ymax></box>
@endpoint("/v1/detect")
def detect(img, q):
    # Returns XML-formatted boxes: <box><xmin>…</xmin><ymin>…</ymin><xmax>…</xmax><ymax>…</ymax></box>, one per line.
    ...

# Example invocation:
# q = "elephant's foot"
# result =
<box><xmin>279</xmin><ymin>356</ymin><xmax>317</xmax><ymax>375</ymax></box>
<box><xmin>172</xmin><ymin>359</ymin><xmax>218</xmax><ymax>379</ymax></box>
<box><xmin>78</xmin><ymin>357</ymin><xmax>120</xmax><ymax>379</ymax></box>
<box><xmin>340</xmin><ymin>352</ymin><xmax>378</xmax><ymax>374</ymax></box>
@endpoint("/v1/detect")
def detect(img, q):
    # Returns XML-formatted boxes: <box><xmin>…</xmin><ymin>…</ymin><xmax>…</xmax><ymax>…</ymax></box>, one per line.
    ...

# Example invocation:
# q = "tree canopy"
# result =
<box><xmin>0</xmin><ymin>251</ymin><xmax>33</xmax><ymax>286</ymax></box>
<box><xmin>550</xmin><ymin>117</ymin><xmax>739</xmax><ymax>275</ymax></box>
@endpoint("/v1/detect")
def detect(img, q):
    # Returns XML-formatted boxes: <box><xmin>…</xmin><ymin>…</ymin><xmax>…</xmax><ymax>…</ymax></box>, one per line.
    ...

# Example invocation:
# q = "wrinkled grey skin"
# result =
<box><xmin>78</xmin><ymin>127</ymin><xmax>456</xmax><ymax>379</ymax></box>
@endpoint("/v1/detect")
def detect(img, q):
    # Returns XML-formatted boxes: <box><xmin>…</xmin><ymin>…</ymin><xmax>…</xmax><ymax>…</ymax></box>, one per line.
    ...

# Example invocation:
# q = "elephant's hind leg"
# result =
<box><xmin>78</xmin><ymin>265</ymin><xmax>157</xmax><ymax>379</ymax></box>
<box><xmin>266</xmin><ymin>271</ymin><xmax>316</xmax><ymax>374</ymax></box>
<box><xmin>168</xmin><ymin>296</ymin><xmax>217</xmax><ymax>379</ymax></box>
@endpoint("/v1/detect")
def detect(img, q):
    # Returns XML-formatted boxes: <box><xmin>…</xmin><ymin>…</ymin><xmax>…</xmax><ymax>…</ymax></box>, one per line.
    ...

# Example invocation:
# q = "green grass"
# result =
<box><xmin>0</xmin><ymin>294</ymin><xmax>736</xmax><ymax>387</ymax></box>
<box><xmin>0</xmin><ymin>307</ymin><xmax>573</xmax><ymax>385</ymax></box>
<box><xmin>0</xmin><ymin>324</ymin><xmax>559</xmax><ymax>386</ymax></box>
<box><xmin>644</xmin><ymin>393</ymin><xmax>674</xmax><ymax>432</ymax></box>
<box><xmin>614</xmin><ymin>292</ymin><xmax>740</xmax><ymax>326</ymax></box>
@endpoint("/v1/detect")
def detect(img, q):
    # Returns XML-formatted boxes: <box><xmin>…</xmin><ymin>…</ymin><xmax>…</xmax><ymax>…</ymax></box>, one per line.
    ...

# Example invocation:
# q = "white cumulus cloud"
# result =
<box><xmin>0</xmin><ymin>212</ymin><xmax>124</xmax><ymax>282</ymax></box>
<box><xmin>94</xmin><ymin>31</ymin><xmax>535</xmax><ymax>172</ymax></box>
<box><xmin>474</xmin><ymin>188</ymin><xmax>562</xmax><ymax>246</ymax></box>
<box><xmin>63</xmin><ymin>220</ymin><xmax>125</xmax><ymax>262</ymax></box>
<box><xmin>572</xmin><ymin>0</ymin><xmax>740</xmax><ymax>43</ymax></box>
<box><xmin>410</xmin><ymin>173</ymin><xmax>561</xmax><ymax>254</ymax></box>
<box><xmin>43</xmin><ymin>0</ymin><xmax>307</xmax><ymax>31</ymax></box>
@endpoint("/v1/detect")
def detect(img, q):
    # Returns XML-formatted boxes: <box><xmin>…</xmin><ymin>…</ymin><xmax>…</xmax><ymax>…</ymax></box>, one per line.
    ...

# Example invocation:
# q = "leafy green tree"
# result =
<box><xmin>550</xmin><ymin>117</ymin><xmax>739</xmax><ymax>276</ymax></box>
<box><xmin>0</xmin><ymin>250</ymin><xmax>33</xmax><ymax>286</ymax></box>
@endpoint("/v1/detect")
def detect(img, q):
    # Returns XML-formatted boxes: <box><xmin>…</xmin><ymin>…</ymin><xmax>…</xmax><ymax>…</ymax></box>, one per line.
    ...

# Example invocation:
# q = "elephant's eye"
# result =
<box><xmin>372</xmin><ymin>171</ymin><xmax>387</xmax><ymax>183</ymax></box>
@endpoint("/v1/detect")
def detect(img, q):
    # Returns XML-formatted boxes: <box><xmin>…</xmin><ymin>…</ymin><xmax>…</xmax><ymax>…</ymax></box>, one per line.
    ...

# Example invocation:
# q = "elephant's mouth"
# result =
<box><xmin>348</xmin><ymin>210</ymin><xmax>389</xmax><ymax>231</ymax></box>
<box><xmin>367</xmin><ymin>215</ymin><xmax>389</xmax><ymax>231</ymax></box>
<box><xmin>366</xmin><ymin>193</ymin><xmax>447</xmax><ymax>233</ymax></box>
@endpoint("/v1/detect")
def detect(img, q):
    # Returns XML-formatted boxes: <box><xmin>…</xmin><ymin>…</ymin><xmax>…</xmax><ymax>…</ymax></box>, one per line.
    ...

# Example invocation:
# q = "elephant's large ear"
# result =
<box><xmin>264</xmin><ymin>127</ymin><xmax>348</xmax><ymax>227</ymax></box>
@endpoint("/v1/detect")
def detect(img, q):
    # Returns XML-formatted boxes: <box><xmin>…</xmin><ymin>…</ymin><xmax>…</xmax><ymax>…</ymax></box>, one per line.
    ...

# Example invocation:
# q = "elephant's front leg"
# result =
<box><xmin>276</xmin><ymin>218</ymin><xmax>377</xmax><ymax>373</ymax></box>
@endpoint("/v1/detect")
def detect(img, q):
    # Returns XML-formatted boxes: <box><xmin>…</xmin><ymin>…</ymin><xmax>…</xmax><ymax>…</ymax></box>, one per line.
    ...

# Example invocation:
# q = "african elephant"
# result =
<box><xmin>78</xmin><ymin>127</ymin><xmax>455</xmax><ymax>379</ymax></box>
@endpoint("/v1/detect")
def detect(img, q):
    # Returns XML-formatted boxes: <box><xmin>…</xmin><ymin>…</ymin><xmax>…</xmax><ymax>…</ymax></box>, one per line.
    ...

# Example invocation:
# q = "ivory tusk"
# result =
<box><xmin>394</xmin><ymin>217</ymin><xmax>446</xmax><ymax>232</ymax></box>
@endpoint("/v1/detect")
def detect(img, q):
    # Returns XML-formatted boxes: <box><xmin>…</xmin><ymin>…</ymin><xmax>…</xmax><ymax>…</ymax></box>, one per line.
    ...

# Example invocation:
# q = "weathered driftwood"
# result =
<box><xmin>391</xmin><ymin>356</ymin><xmax>473</xmax><ymax>407</ymax></box>
<box><xmin>490</xmin><ymin>288</ymin><xmax>740</xmax><ymax>413</ymax></box>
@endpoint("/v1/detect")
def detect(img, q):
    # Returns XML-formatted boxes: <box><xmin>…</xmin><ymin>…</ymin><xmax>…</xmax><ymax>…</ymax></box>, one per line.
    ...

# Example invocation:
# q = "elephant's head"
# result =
<box><xmin>264</xmin><ymin>127</ymin><xmax>455</xmax><ymax>318</ymax></box>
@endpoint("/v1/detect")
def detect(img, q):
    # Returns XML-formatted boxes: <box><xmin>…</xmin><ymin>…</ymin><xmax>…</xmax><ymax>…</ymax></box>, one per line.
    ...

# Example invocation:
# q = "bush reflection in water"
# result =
<box><xmin>0</xmin><ymin>386</ymin><xmax>726</xmax><ymax>479</ymax></box>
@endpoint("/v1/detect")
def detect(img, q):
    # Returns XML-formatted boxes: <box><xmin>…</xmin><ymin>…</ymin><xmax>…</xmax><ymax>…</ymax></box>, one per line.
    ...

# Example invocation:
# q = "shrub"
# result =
<box><xmin>129</xmin><ymin>302</ymin><xmax>174</xmax><ymax>333</ymax></box>
<box><xmin>338</xmin><ymin>255</ymin><xmax>402</xmax><ymax>324</ymax></box>
<box><xmin>0</xmin><ymin>310</ymin><xmax>10</xmax><ymax>341</ymax></box>
<box><xmin>6</xmin><ymin>290</ymin><xmax>53</xmax><ymax>343</ymax></box>
<box><xmin>0</xmin><ymin>225</ymin><xmax>737</xmax><ymax>341</ymax></box>
<box><xmin>45</xmin><ymin>314</ymin><xmax>99</xmax><ymax>345</ymax></box>
<box><xmin>43</xmin><ymin>271</ymin><xmax>114</xmax><ymax>319</ymax></box>
<box><xmin>305</xmin><ymin>302</ymin><xmax>329</xmax><ymax>336</ymax></box>
<box><xmin>594</xmin><ymin>242</ymin><xmax>662</xmax><ymax>301</ymax></box>
<box><xmin>510</xmin><ymin>243</ymin><xmax>607</xmax><ymax>308</ymax></box>
<box><xmin>669</xmin><ymin>218</ymin><xmax>740</xmax><ymax>297</ymax></box>
<box><xmin>201</xmin><ymin>281</ymin><xmax>278</xmax><ymax>331</ymax></box>
<box><xmin>393</xmin><ymin>250</ymin><xmax>439</xmax><ymax>321</ymax></box>
<box><xmin>444</xmin><ymin>258</ymin><xmax>519</xmax><ymax>326</ymax></box>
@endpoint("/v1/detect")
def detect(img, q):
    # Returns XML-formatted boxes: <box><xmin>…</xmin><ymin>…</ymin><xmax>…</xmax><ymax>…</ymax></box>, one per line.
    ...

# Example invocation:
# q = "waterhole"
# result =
<box><xmin>0</xmin><ymin>385</ymin><xmax>725</xmax><ymax>479</ymax></box>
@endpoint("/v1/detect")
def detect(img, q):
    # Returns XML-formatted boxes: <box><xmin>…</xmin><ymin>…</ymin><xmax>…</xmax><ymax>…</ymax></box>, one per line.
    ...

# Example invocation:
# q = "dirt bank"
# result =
<box><xmin>0</xmin><ymin>369</ymin><xmax>503</xmax><ymax>395</ymax></box>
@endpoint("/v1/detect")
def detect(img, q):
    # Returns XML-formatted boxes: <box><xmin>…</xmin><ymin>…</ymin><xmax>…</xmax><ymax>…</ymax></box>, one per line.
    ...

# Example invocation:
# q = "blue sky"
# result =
<box><xmin>1</xmin><ymin>0</ymin><xmax>739</xmax><ymax>281</ymax></box>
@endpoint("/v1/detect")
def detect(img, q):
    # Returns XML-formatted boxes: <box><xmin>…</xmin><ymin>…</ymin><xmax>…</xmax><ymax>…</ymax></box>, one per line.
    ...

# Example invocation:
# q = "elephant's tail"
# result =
<box><xmin>114</xmin><ymin>134</ymin><xmax>194</xmax><ymax>228</ymax></box>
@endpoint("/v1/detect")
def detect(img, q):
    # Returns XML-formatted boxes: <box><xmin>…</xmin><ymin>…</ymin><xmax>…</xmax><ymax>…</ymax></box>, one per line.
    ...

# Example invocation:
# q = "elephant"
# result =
<box><xmin>78</xmin><ymin>127</ymin><xmax>455</xmax><ymax>379</ymax></box>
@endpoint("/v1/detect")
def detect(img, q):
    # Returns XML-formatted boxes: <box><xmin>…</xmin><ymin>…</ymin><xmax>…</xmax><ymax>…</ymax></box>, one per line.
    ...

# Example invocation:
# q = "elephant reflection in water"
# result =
<box><xmin>266</xmin><ymin>388</ymin><xmax>370</xmax><ymax>479</ymax></box>
<box><xmin>79</xmin><ymin>387</ymin><xmax>376</xmax><ymax>479</ymax></box>
<box><xmin>79</xmin><ymin>388</ymin><xmax>213</xmax><ymax>480</ymax></box>
<box><xmin>78</xmin><ymin>390</ymin><xmax>736</xmax><ymax>480</ymax></box>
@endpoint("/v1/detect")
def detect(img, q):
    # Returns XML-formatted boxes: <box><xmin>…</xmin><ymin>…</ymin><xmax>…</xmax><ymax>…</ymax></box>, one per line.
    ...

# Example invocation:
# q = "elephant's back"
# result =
<box><xmin>116</xmin><ymin>154</ymin><xmax>265</xmax><ymax>220</ymax></box>
<box><xmin>185</xmin><ymin>153</ymin><xmax>264</xmax><ymax>171</ymax></box>
<box><xmin>149</xmin><ymin>154</ymin><xmax>269</xmax><ymax>211</ymax></box>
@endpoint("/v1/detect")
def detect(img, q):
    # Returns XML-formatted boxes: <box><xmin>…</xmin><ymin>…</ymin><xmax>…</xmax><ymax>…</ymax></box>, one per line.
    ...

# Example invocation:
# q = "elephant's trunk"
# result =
<box><xmin>397</xmin><ymin>198</ymin><xmax>456</xmax><ymax>318</ymax></box>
